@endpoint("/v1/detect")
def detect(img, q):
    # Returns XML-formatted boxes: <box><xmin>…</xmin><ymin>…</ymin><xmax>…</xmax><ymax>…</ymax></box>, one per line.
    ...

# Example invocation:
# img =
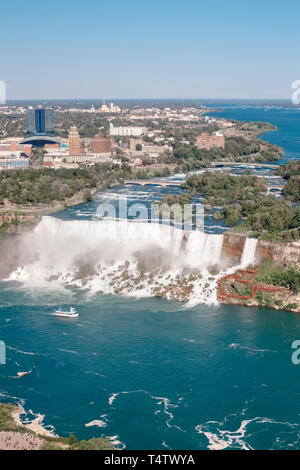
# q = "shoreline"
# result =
<box><xmin>0</xmin><ymin>188</ymin><xmax>99</xmax><ymax>236</ymax></box>
<box><xmin>0</xmin><ymin>402</ymin><xmax>114</xmax><ymax>450</ymax></box>
<box><xmin>11</xmin><ymin>405</ymin><xmax>55</xmax><ymax>438</ymax></box>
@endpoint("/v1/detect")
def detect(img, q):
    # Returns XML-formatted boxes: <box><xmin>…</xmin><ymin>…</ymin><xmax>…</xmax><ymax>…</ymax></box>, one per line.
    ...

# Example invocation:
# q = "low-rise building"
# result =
<box><xmin>0</xmin><ymin>153</ymin><xmax>29</xmax><ymax>169</ymax></box>
<box><xmin>197</xmin><ymin>132</ymin><xmax>225</xmax><ymax>150</ymax></box>
<box><xmin>91</xmin><ymin>133</ymin><xmax>112</xmax><ymax>154</ymax></box>
<box><xmin>43</xmin><ymin>152</ymin><xmax>113</xmax><ymax>168</ymax></box>
<box><xmin>0</xmin><ymin>142</ymin><xmax>32</xmax><ymax>156</ymax></box>
<box><xmin>129</xmin><ymin>139</ymin><xmax>171</xmax><ymax>161</ymax></box>
<box><xmin>110</xmin><ymin>123</ymin><xmax>145</xmax><ymax>137</ymax></box>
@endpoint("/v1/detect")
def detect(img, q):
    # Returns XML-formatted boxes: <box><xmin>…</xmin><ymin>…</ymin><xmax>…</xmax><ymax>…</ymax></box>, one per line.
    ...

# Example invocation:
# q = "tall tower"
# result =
<box><xmin>26</xmin><ymin>107</ymin><xmax>54</xmax><ymax>135</ymax></box>
<box><xmin>68</xmin><ymin>126</ymin><xmax>81</xmax><ymax>155</ymax></box>
<box><xmin>101</xmin><ymin>98</ymin><xmax>109</xmax><ymax>112</ymax></box>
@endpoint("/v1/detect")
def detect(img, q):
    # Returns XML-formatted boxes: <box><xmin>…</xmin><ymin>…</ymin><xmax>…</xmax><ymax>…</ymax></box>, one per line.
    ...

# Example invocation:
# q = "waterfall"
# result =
<box><xmin>8</xmin><ymin>216</ymin><xmax>257</xmax><ymax>305</ymax></box>
<box><xmin>32</xmin><ymin>216</ymin><xmax>224</xmax><ymax>269</ymax></box>
<box><xmin>240</xmin><ymin>238</ymin><xmax>258</xmax><ymax>267</ymax></box>
<box><xmin>185</xmin><ymin>231</ymin><xmax>224</xmax><ymax>267</ymax></box>
<box><xmin>34</xmin><ymin>216</ymin><xmax>185</xmax><ymax>253</ymax></box>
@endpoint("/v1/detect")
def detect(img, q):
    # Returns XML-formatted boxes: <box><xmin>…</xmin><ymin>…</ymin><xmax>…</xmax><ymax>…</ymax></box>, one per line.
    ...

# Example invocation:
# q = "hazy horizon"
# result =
<box><xmin>3</xmin><ymin>98</ymin><xmax>295</xmax><ymax>103</ymax></box>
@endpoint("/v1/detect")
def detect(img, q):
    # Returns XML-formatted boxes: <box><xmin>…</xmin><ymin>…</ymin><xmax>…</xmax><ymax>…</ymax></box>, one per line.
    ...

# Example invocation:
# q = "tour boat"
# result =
<box><xmin>54</xmin><ymin>307</ymin><xmax>79</xmax><ymax>319</ymax></box>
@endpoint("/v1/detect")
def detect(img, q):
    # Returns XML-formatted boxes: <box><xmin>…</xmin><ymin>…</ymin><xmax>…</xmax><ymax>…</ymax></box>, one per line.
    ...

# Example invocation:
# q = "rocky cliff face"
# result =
<box><xmin>222</xmin><ymin>233</ymin><xmax>245</xmax><ymax>263</ymax></box>
<box><xmin>256</xmin><ymin>240</ymin><xmax>300</xmax><ymax>268</ymax></box>
<box><xmin>220</xmin><ymin>290</ymin><xmax>300</xmax><ymax>313</ymax></box>
<box><xmin>221</xmin><ymin>233</ymin><xmax>300</xmax><ymax>313</ymax></box>
<box><xmin>0</xmin><ymin>212</ymin><xmax>40</xmax><ymax>235</ymax></box>
<box><xmin>223</xmin><ymin>233</ymin><xmax>300</xmax><ymax>267</ymax></box>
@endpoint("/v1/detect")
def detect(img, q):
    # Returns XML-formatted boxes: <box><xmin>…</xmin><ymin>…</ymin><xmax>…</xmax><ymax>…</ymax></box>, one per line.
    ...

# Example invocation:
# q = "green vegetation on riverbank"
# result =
<box><xmin>171</xmin><ymin>135</ymin><xmax>283</xmax><ymax>173</ymax></box>
<box><xmin>220</xmin><ymin>261</ymin><xmax>300</xmax><ymax>312</ymax></box>
<box><xmin>0</xmin><ymin>164</ymin><xmax>138</xmax><ymax>207</ymax></box>
<box><xmin>182</xmin><ymin>170</ymin><xmax>300</xmax><ymax>241</ymax></box>
<box><xmin>158</xmin><ymin>193</ymin><xmax>192</xmax><ymax>207</ymax></box>
<box><xmin>155</xmin><ymin>193</ymin><xmax>192</xmax><ymax>222</ymax></box>
<box><xmin>0</xmin><ymin>211</ymin><xmax>40</xmax><ymax>236</ymax></box>
<box><xmin>255</xmin><ymin>261</ymin><xmax>300</xmax><ymax>294</ymax></box>
<box><xmin>0</xmin><ymin>403</ymin><xmax>114</xmax><ymax>451</ymax></box>
<box><xmin>275</xmin><ymin>161</ymin><xmax>300</xmax><ymax>202</ymax></box>
<box><xmin>0</xmin><ymin>163</ymin><xmax>157</xmax><ymax>234</ymax></box>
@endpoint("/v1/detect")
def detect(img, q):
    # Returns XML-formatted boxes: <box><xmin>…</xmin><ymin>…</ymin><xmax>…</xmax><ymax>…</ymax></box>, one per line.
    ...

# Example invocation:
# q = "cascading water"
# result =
<box><xmin>8</xmin><ymin>216</ymin><xmax>258</xmax><ymax>305</ymax></box>
<box><xmin>185</xmin><ymin>231</ymin><xmax>224</xmax><ymax>267</ymax></box>
<box><xmin>240</xmin><ymin>238</ymin><xmax>258</xmax><ymax>267</ymax></box>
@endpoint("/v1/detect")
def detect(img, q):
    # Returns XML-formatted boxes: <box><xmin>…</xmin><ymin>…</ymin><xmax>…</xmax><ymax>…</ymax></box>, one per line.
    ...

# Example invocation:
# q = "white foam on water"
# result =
<box><xmin>85</xmin><ymin>419</ymin><xmax>107</xmax><ymax>428</ymax></box>
<box><xmin>195</xmin><ymin>415</ymin><xmax>299</xmax><ymax>450</ymax></box>
<box><xmin>8</xmin><ymin>216</ymin><xmax>259</xmax><ymax>305</ymax></box>
<box><xmin>108</xmin><ymin>390</ymin><xmax>184</xmax><ymax>433</ymax></box>
<box><xmin>107</xmin><ymin>435</ymin><xmax>126</xmax><ymax>449</ymax></box>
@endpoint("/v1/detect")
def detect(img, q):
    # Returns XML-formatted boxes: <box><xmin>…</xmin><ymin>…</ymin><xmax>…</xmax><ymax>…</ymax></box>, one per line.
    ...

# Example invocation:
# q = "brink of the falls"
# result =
<box><xmin>9</xmin><ymin>216</ymin><xmax>258</xmax><ymax>305</ymax></box>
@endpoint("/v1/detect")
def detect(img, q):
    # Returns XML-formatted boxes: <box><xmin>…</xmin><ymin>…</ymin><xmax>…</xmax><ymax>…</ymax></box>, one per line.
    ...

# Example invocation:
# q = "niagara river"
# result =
<box><xmin>1</xmin><ymin>104</ymin><xmax>300</xmax><ymax>450</ymax></box>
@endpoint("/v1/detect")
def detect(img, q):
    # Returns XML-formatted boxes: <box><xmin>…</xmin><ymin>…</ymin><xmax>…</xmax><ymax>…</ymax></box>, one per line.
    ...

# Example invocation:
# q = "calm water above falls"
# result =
<box><xmin>0</xmin><ymin>105</ymin><xmax>300</xmax><ymax>450</ymax></box>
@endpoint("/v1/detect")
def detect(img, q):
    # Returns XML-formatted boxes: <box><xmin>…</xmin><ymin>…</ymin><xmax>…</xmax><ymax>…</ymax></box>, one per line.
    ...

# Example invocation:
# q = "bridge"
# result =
<box><xmin>267</xmin><ymin>185</ymin><xmax>284</xmax><ymax>193</ymax></box>
<box><xmin>212</xmin><ymin>162</ymin><xmax>278</xmax><ymax>169</ymax></box>
<box><xmin>124</xmin><ymin>179</ymin><xmax>182</xmax><ymax>188</ymax></box>
<box><xmin>124</xmin><ymin>179</ymin><xmax>283</xmax><ymax>194</ymax></box>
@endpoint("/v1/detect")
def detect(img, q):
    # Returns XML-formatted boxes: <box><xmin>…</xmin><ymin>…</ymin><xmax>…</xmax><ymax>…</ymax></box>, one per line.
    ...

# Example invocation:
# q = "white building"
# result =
<box><xmin>110</xmin><ymin>123</ymin><xmax>144</xmax><ymax>137</ymax></box>
<box><xmin>100</xmin><ymin>100</ymin><xmax>121</xmax><ymax>113</ymax></box>
<box><xmin>44</xmin><ymin>153</ymin><xmax>113</xmax><ymax>166</ymax></box>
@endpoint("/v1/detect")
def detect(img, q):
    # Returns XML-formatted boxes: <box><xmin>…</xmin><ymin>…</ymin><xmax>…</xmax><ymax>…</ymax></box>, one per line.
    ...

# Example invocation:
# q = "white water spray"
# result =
<box><xmin>240</xmin><ymin>238</ymin><xmax>258</xmax><ymax>267</ymax></box>
<box><xmin>9</xmin><ymin>216</ymin><xmax>258</xmax><ymax>305</ymax></box>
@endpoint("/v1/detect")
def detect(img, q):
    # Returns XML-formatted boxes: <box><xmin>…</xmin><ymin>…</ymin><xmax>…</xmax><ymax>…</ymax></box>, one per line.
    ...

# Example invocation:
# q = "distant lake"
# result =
<box><xmin>207</xmin><ymin>105</ymin><xmax>300</xmax><ymax>164</ymax></box>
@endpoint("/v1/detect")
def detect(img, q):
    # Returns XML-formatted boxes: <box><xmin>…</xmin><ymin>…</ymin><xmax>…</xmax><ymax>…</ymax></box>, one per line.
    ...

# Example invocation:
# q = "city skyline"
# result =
<box><xmin>1</xmin><ymin>0</ymin><xmax>300</xmax><ymax>100</ymax></box>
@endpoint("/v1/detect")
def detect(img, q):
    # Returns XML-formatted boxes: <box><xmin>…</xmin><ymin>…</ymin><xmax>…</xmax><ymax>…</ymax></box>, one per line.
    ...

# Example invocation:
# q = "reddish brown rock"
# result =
<box><xmin>222</xmin><ymin>233</ymin><xmax>245</xmax><ymax>262</ymax></box>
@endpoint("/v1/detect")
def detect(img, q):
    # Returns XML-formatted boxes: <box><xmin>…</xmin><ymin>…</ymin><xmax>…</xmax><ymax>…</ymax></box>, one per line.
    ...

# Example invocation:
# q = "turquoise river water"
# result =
<box><xmin>0</xmin><ymin>104</ymin><xmax>300</xmax><ymax>450</ymax></box>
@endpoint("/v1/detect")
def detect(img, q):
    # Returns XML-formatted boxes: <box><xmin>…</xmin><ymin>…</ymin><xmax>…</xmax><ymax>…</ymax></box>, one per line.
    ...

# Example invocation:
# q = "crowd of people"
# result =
<box><xmin>0</xmin><ymin>431</ymin><xmax>43</xmax><ymax>450</ymax></box>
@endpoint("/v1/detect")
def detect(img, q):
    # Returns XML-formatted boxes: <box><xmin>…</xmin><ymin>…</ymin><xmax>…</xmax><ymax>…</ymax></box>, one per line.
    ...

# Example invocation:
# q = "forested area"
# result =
<box><xmin>276</xmin><ymin>161</ymin><xmax>300</xmax><ymax>202</ymax></box>
<box><xmin>0</xmin><ymin>163</ymin><xmax>142</xmax><ymax>206</ymax></box>
<box><xmin>183</xmin><ymin>171</ymin><xmax>300</xmax><ymax>241</ymax></box>
<box><xmin>171</xmin><ymin>136</ymin><xmax>282</xmax><ymax>173</ymax></box>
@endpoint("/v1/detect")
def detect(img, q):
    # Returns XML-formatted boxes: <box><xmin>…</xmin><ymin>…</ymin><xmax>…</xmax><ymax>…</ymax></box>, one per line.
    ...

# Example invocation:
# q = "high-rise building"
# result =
<box><xmin>26</xmin><ymin>107</ymin><xmax>54</xmax><ymax>136</ymax></box>
<box><xmin>68</xmin><ymin>126</ymin><xmax>81</xmax><ymax>155</ymax></box>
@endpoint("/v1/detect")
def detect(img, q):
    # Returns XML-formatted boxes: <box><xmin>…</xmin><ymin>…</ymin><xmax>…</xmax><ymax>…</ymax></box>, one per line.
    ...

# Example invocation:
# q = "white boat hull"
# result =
<box><xmin>54</xmin><ymin>310</ymin><xmax>78</xmax><ymax>318</ymax></box>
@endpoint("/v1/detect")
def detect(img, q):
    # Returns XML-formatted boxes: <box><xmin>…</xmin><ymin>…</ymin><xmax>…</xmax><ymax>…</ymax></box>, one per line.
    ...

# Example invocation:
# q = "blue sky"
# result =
<box><xmin>1</xmin><ymin>0</ymin><xmax>300</xmax><ymax>99</ymax></box>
